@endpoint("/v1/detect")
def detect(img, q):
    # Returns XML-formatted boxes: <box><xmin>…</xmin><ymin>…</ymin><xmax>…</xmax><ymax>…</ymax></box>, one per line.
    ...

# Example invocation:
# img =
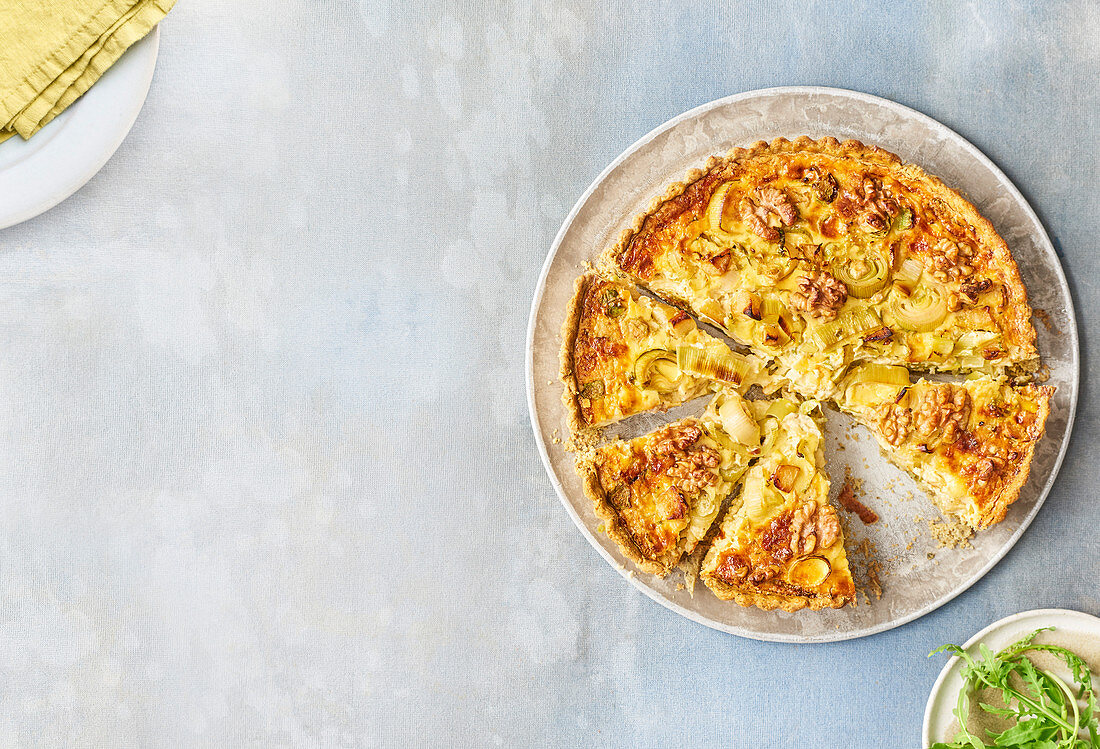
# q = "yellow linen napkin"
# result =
<box><xmin>0</xmin><ymin>0</ymin><xmax>174</xmax><ymax>141</ymax></box>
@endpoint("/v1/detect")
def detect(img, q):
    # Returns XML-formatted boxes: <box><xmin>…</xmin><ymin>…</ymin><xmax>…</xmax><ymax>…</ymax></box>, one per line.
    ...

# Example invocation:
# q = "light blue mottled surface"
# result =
<box><xmin>0</xmin><ymin>1</ymin><xmax>1098</xmax><ymax>746</ymax></box>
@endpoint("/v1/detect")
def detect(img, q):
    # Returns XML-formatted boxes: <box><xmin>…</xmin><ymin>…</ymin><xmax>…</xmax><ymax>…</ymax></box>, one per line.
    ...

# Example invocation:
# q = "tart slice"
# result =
<box><xmin>837</xmin><ymin>365</ymin><xmax>1054</xmax><ymax>528</ymax></box>
<box><xmin>701</xmin><ymin>398</ymin><xmax>855</xmax><ymax>611</ymax></box>
<box><xmin>561</xmin><ymin>273</ymin><xmax>766</xmax><ymax>431</ymax></box>
<box><xmin>605</xmin><ymin>136</ymin><xmax>1039</xmax><ymax>399</ymax></box>
<box><xmin>578</xmin><ymin>389</ymin><xmax>760</xmax><ymax>575</ymax></box>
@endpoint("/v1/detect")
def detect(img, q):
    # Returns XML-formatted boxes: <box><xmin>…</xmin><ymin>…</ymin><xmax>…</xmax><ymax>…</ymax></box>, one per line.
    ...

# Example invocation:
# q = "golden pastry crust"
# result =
<box><xmin>839</xmin><ymin>372</ymin><xmax>1054</xmax><ymax>528</ymax></box>
<box><xmin>560</xmin><ymin>274</ymin><xmax>594</xmax><ymax>437</ymax></box>
<box><xmin>601</xmin><ymin>136</ymin><xmax>1038</xmax><ymax>391</ymax></box>
<box><xmin>974</xmin><ymin>385</ymin><xmax>1052</xmax><ymax>526</ymax></box>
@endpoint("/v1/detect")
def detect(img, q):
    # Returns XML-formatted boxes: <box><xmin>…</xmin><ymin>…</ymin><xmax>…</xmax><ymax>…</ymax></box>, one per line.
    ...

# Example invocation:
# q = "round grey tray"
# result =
<box><xmin>526</xmin><ymin>87</ymin><xmax>1078</xmax><ymax>642</ymax></box>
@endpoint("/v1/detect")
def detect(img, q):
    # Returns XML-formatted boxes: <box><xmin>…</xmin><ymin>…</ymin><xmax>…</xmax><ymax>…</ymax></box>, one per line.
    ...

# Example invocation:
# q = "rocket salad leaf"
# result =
<box><xmin>929</xmin><ymin>627</ymin><xmax>1100</xmax><ymax>749</ymax></box>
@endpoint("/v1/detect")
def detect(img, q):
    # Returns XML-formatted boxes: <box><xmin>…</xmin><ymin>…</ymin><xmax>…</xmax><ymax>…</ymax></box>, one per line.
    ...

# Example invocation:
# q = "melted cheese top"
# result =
<box><xmin>613</xmin><ymin>143</ymin><xmax>1037</xmax><ymax>401</ymax></box>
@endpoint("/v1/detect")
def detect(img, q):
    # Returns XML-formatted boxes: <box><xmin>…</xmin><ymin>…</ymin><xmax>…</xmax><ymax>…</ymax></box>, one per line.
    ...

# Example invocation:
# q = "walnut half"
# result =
<box><xmin>791</xmin><ymin>270</ymin><xmax>848</xmax><ymax>320</ymax></box>
<box><xmin>739</xmin><ymin>187</ymin><xmax>797</xmax><ymax>241</ymax></box>
<box><xmin>788</xmin><ymin>501</ymin><xmax>841</xmax><ymax>556</ymax></box>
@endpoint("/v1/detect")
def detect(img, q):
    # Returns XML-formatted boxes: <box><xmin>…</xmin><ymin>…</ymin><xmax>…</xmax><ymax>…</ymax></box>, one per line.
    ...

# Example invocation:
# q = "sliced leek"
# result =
<box><xmin>932</xmin><ymin>334</ymin><xmax>955</xmax><ymax>356</ymax></box>
<box><xmin>893</xmin><ymin>208</ymin><xmax>913</xmax><ymax>232</ymax></box>
<box><xmin>832</xmin><ymin>252</ymin><xmax>891</xmax><ymax>299</ymax></box>
<box><xmin>843</xmin><ymin>364</ymin><xmax>908</xmax><ymax>407</ymax></box>
<box><xmin>578</xmin><ymin>380</ymin><xmax>605</xmax><ymax>399</ymax></box>
<box><xmin>717</xmin><ymin>396</ymin><xmax>760</xmax><ymax>446</ymax></box>
<box><xmin>676</xmin><ymin>346</ymin><xmax>752</xmax><ymax>385</ymax></box>
<box><xmin>846</xmin><ymin>382</ymin><xmax>904</xmax><ymax>409</ymax></box>
<box><xmin>805</xmin><ymin>307</ymin><xmax>882</xmax><ymax>350</ymax></box>
<box><xmin>846</xmin><ymin>363</ymin><xmax>910</xmax><ymax>388</ymax></box>
<box><xmin>633</xmin><ymin>349</ymin><xmax>683</xmax><ymax>392</ymax></box>
<box><xmin>889</xmin><ymin>284</ymin><xmax>948</xmax><ymax>332</ymax></box>
<box><xmin>760</xmin><ymin>297</ymin><xmax>784</xmax><ymax>323</ymax></box>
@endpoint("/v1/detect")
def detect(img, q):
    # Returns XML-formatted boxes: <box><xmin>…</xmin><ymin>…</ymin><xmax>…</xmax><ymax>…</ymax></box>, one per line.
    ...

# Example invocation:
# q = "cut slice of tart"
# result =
<box><xmin>604</xmin><ymin>136</ymin><xmax>1039</xmax><ymax>400</ymax></box>
<box><xmin>701</xmin><ymin>398</ymin><xmax>855</xmax><ymax>611</ymax></box>
<box><xmin>836</xmin><ymin>364</ymin><xmax>1054</xmax><ymax>528</ymax></box>
<box><xmin>578</xmin><ymin>389</ymin><xmax>761</xmax><ymax>576</ymax></box>
<box><xmin>561</xmin><ymin>273</ymin><xmax>768</xmax><ymax>431</ymax></box>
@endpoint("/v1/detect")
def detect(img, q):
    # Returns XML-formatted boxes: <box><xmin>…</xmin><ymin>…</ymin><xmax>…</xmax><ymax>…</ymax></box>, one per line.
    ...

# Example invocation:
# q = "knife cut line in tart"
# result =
<box><xmin>576</xmin><ymin>389</ymin><xmax>759</xmax><ymax>576</ymax></box>
<box><xmin>602</xmin><ymin>136</ymin><xmax>1039</xmax><ymax>401</ymax></box>
<box><xmin>561</xmin><ymin>273</ymin><xmax>769</xmax><ymax>433</ymax></box>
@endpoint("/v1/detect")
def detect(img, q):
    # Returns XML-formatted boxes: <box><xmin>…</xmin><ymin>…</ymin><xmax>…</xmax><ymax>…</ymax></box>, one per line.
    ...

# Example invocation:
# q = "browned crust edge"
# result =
<box><xmin>699</xmin><ymin>568</ymin><xmax>852</xmax><ymax>612</ymax></box>
<box><xmin>600</xmin><ymin>135</ymin><xmax>1038</xmax><ymax>364</ymax></box>
<box><xmin>576</xmin><ymin>452</ymin><xmax>671</xmax><ymax>577</ymax></box>
<box><xmin>975</xmin><ymin>384</ymin><xmax>1055</xmax><ymax>527</ymax></box>
<box><xmin>559</xmin><ymin>273</ymin><xmax>593</xmax><ymax>438</ymax></box>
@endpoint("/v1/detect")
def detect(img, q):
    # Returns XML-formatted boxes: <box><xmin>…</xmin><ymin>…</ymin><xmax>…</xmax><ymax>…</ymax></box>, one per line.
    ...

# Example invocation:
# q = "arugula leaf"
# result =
<box><xmin>928</xmin><ymin>627</ymin><xmax>1100</xmax><ymax>749</ymax></box>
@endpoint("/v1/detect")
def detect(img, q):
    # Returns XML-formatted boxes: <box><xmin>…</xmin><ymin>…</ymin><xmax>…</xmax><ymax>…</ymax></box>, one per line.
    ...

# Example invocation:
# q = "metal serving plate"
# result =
<box><xmin>526</xmin><ymin>87</ymin><xmax>1078</xmax><ymax>642</ymax></box>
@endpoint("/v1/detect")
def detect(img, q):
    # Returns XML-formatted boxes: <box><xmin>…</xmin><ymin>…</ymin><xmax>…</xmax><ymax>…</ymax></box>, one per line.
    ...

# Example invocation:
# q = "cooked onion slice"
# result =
<box><xmin>889</xmin><ymin>284</ymin><xmax>948</xmax><ymax>332</ymax></box>
<box><xmin>676</xmin><ymin>346</ymin><xmax>752</xmax><ymax>385</ymax></box>
<box><xmin>633</xmin><ymin>349</ymin><xmax>684</xmax><ymax>392</ymax></box>
<box><xmin>771</xmin><ymin>464</ymin><xmax>800</xmax><ymax>493</ymax></box>
<box><xmin>787</xmin><ymin>555</ymin><xmax>831</xmax><ymax>588</ymax></box>
<box><xmin>832</xmin><ymin>253</ymin><xmax>890</xmax><ymax>298</ymax></box>
<box><xmin>805</xmin><ymin>307</ymin><xmax>882</xmax><ymax>350</ymax></box>
<box><xmin>717</xmin><ymin>396</ymin><xmax>760</xmax><ymax>446</ymax></box>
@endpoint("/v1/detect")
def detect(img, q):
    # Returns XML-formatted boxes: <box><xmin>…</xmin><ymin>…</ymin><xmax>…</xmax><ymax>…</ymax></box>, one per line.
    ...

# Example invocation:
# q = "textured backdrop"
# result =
<box><xmin>0</xmin><ymin>1</ymin><xmax>1097</xmax><ymax>746</ymax></box>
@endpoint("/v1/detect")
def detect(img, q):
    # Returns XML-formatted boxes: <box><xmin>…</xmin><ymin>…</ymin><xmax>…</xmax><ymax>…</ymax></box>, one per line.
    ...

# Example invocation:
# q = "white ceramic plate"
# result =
<box><xmin>0</xmin><ymin>27</ymin><xmax>160</xmax><ymax>229</ymax></box>
<box><xmin>924</xmin><ymin>608</ymin><xmax>1100</xmax><ymax>747</ymax></box>
<box><xmin>526</xmin><ymin>87</ymin><xmax>1079</xmax><ymax>642</ymax></box>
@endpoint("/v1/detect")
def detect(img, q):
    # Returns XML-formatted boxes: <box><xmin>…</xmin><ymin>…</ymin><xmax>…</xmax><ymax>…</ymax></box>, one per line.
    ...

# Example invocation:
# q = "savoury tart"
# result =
<box><xmin>576</xmin><ymin>389</ymin><xmax>759</xmax><ymax>575</ymax></box>
<box><xmin>603</xmin><ymin>136</ymin><xmax>1039</xmax><ymax>400</ymax></box>
<box><xmin>560</xmin><ymin>135</ymin><xmax>1054</xmax><ymax>612</ymax></box>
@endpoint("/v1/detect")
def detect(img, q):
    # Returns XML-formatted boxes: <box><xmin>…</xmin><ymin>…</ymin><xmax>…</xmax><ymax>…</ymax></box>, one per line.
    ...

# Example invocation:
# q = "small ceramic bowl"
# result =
<box><xmin>923</xmin><ymin>608</ymin><xmax>1100</xmax><ymax>747</ymax></box>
